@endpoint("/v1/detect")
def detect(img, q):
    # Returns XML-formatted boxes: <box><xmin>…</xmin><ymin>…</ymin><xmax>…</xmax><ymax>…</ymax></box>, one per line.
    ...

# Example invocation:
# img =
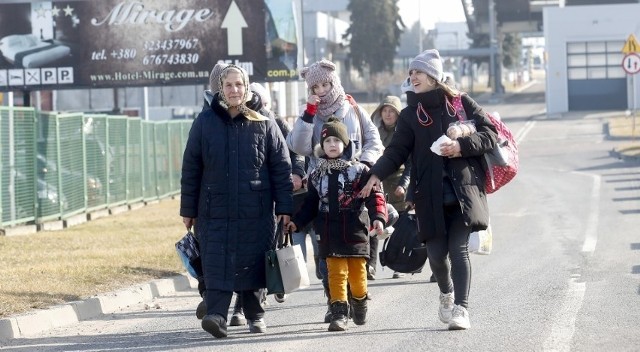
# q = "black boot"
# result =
<box><xmin>324</xmin><ymin>287</ymin><xmax>332</xmax><ymax>323</ymax></box>
<box><xmin>196</xmin><ymin>278</ymin><xmax>207</xmax><ymax>319</ymax></box>
<box><xmin>314</xmin><ymin>256</ymin><xmax>322</xmax><ymax>280</ymax></box>
<box><xmin>350</xmin><ymin>295</ymin><xmax>368</xmax><ymax>325</ymax></box>
<box><xmin>229</xmin><ymin>294</ymin><xmax>246</xmax><ymax>326</ymax></box>
<box><xmin>196</xmin><ymin>300</ymin><xmax>207</xmax><ymax>320</ymax></box>
<box><xmin>328</xmin><ymin>301</ymin><xmax>349</xmax><ymax>332</ymax></box>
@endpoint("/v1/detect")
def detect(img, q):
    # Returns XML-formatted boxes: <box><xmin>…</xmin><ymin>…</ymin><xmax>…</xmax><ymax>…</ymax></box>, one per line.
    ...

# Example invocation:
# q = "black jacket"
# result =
<box><xmin>370</xmin><ymin>89</ymin><xmax>497</xmax><ymax>242</ymax></box>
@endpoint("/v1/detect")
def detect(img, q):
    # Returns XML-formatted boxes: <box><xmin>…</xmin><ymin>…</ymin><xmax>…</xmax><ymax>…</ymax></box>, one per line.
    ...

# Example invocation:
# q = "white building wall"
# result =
<box><xmin>544</xmin><ymin>3</ymin><xmax>640</xmax><ymax>114</ymax></box>
<box><xmin>434</xmin><ymin>22</ymin><xmax>470</xmax><ymax>50</ymax></box>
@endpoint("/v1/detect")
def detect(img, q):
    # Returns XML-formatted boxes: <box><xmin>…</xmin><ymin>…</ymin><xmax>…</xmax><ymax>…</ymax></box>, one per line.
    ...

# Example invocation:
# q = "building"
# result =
<box><xmin>544</xmin><ymin>3</ymin><xmax>639</xmax><ymax>114</ymax></box>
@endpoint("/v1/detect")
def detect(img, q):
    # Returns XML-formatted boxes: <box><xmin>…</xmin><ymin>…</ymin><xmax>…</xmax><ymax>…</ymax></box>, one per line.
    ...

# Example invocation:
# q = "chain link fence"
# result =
<box><xmin>1</xmin><ymin>106</ymin><xmax>192</xmax><ymax>229</ymax></box>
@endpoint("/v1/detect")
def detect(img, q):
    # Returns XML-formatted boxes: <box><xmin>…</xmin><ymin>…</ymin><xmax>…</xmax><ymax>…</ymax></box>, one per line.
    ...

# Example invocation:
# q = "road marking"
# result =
<box><xmin>573</xmin><ymin>172</ymin><xmax>601</xmax><ymax>253</ymax></box>
<box><xmin>543</xmin><ymin>277</ymin><xmax>586</xmax><ymax>352</ymax></box>
<box><xmin>515</xmin><ymin>120</ymin><xmax>536</xmax><ymax>144</ymax></box>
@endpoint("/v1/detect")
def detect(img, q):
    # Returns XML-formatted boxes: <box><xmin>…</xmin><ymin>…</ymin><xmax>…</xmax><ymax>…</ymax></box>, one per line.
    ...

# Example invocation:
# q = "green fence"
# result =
<box><xmin>1</xmin><ymin>106</ymin><xmax>193</xmax><ymax>229</ymax></box>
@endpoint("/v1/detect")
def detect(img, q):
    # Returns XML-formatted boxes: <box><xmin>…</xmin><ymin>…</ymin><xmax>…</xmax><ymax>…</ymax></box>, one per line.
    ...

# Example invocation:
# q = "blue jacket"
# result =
<box><xmin>180</xmin><ymin>93</ymin><xmax>292</xmax><ymax>292</ymax></box>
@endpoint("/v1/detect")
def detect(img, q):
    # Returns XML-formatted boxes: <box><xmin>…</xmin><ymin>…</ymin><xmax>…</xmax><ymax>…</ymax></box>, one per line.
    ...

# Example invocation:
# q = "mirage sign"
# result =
<box><xmin>0</xmin><ymin>0</ymin><xmax>302</xmax><ymax>91</ymax></box>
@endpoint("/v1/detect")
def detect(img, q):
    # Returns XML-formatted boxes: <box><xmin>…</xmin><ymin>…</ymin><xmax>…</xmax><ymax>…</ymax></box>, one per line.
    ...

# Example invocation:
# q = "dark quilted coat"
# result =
<box><xmin>180</xmin><ymin>94</ymin><xmax>293</xmax><ymax>292</ymax></box>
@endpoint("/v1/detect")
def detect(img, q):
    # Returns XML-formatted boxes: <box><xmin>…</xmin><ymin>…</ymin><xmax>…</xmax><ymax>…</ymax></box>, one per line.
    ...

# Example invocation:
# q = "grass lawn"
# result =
<box><xmin>0</xmin><ymin>198</ymin><xmax>185</xmax><ymax>318</ymax></box>
<box><xmin>609</xmin><ymin>115</ymin><xmax>640</xmax><ymax>158</ymax></box>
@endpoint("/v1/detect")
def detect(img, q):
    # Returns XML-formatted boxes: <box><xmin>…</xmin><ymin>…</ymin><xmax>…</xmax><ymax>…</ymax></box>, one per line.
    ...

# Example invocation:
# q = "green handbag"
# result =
<box><xmin>265</xmin><ymin>222</ymin><xmax>291</xmax><ymax>295</ymax></box>
<box><xmin>265</xmin><ymin>248</ymin><xmax>285</xmax><ymax>295</ymax></box>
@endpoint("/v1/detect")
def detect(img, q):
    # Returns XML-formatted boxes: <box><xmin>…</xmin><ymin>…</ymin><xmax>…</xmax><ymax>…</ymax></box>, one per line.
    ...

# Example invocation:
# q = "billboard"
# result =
<box><xmin>0</xmin><ymin>0</ymin><xmax>302</xmax><ymax>92</ymax></box>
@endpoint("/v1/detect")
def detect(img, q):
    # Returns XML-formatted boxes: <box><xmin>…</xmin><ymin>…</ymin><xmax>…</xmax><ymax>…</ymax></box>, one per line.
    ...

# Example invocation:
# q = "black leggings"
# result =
<box><xmin>426</xmin><ymin>204</ymin><xmax>472</xmax><ymax>308</ymax></box>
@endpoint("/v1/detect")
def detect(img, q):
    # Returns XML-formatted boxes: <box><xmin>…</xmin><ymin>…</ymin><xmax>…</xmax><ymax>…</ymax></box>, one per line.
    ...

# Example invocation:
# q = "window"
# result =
<box><xmin>567</xmin><ymin>40</ymin><xmax>625</xmax><ymax>80</ymax></box>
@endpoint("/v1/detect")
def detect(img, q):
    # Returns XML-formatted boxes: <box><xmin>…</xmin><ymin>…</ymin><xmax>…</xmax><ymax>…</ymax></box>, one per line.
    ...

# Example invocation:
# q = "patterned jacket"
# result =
<box><xmin>292</xmin><ymin>144</ymin><xmax>387</xmax><ymax>259</ymax></box>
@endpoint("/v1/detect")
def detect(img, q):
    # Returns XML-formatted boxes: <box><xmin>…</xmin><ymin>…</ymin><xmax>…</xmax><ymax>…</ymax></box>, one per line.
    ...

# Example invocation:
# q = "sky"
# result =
<box><xmin>397</xmin><ymin>0</ymin><xmax>466</xmax><ymax>30</ymax></box>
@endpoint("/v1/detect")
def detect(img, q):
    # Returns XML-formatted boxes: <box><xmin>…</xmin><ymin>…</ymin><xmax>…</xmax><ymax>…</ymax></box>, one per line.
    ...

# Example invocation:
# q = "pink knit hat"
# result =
<box><xmin>300</xmin><ymin>59</ymin><xmax>345</xmax><ymax>116</ymax></box>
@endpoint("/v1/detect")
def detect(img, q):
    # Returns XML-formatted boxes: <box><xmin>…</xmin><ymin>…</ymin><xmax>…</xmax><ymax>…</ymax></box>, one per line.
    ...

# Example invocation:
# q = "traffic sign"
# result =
<box><xmin>622</xmin><ymin>34</ymin><xmax>640</xmax><ymax>54</ymax></box>
<box><xmin>622</xmin><ymin>53</ymin><xmax>640</xmax><ymax>74</ymax></box>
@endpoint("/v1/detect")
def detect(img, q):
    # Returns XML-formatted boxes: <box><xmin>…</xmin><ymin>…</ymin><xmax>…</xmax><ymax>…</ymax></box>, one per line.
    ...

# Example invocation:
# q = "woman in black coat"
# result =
<box><xmin>180</xmin><ymin>65</ymin><xmax>292</xmax><ymax>338</ymax></box>
<box><xmin>360</xmin><ymin>49</ymin><xmax>497</xmax><ymax>331</ymax></box>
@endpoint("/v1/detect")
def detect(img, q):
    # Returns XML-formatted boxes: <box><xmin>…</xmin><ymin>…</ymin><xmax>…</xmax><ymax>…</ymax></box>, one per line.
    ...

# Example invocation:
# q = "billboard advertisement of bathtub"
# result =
<box><xmin>0</xmin><ymin>0</ymin><xmax>303</xmax><ymax>91</ymax></box>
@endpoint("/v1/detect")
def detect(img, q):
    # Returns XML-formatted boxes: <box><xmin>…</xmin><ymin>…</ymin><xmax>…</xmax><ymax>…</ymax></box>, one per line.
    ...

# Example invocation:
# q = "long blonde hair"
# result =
<box><xmin>435</xmin><ymin>77</ymin><xmax>460</xmax><ymax>98</ymax></box>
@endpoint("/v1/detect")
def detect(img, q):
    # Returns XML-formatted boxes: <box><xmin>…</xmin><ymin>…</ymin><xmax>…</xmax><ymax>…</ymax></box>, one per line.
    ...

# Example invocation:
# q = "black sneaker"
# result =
<box><xmin>274</xmin><ymin>293</ymin><xmax>287</xmax><ymax>303</ymax></box>
<box><xmin>201</xmin><ymin>314</ymin><xmax>227</xmax><ymax>338</ymax></box>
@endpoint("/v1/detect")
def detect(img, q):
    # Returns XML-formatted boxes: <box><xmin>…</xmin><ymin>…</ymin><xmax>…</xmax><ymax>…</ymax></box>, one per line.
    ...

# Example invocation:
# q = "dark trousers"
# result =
<box><xmin>426</xmin><ymin>204</ymin><xmax>472</xmax><ymax>308</ymax></box>
<box><xmin>366</xmin><ymin>203</ymin><xmax>399</xmax><ymax>270</ymax></box>
<box><xmin>205</xmin><ymin>289</ymin><xmax>265</xmax><ymax>321</ymax></box>
<box><xmin>367</xmin><ymin>236</ymin><xmax>379</xmax><ymax>269</ymax></box>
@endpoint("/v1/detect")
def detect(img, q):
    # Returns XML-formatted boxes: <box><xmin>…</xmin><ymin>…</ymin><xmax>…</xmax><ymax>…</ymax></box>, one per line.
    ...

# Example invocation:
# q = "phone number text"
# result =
<box><xmin>142</xmin><ymin>53</ymin><xmax>200</xmax><ymax>65</ymax></box>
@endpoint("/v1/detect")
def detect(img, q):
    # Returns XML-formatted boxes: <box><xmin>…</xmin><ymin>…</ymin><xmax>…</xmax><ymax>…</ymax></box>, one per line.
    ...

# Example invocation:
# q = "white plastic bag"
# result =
<box><xmin>469</xmin><ymin>224</ymin><xmax>492</xmax><ymax>255</ymax></box>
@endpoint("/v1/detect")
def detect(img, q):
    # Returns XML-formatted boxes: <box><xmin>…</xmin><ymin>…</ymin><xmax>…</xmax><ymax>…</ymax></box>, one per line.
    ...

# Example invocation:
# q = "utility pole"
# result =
<box><xmin>418</xmin><ymin>0</ymin><xmax>423</xmax><ymax>53</ymax></box>
<box><xmin>489</xmin><ymin>0</ymin><xmax>504</xmax><ymax>95</ymax></box>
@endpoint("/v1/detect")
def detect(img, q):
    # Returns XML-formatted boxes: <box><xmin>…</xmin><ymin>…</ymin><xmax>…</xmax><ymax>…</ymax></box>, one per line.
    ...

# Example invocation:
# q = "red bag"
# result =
<box><xmin>450</xmin><ymin>95</ymin><xmax>518</xmax><ymax>194</ymax></box>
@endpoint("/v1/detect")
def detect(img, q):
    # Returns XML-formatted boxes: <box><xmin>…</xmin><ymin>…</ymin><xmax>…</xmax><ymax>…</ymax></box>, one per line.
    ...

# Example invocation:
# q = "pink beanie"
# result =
<box><xmin>300</xmin><ymin>59</ymin><xmax>345</xmax><ymax>116</ymax></box>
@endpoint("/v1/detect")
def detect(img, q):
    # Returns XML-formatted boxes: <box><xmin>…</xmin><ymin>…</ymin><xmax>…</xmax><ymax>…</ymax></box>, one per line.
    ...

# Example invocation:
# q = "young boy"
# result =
<box><xmin>286</xmin><ymin>117</ymin><xmax>388</xmax><ymax>332</ymax></box>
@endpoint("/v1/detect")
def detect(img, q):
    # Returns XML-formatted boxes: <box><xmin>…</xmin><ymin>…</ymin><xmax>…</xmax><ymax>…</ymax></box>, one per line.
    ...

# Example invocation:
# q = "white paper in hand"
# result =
<box><xmin>369</xmin><ymin>226</ymin><xmax>394</xmax><ymax>240</ymax></box>
<box><xmin>430</xmin><ymin>134</ymin><xmax>451</xmax><ymax>156</ymax></box>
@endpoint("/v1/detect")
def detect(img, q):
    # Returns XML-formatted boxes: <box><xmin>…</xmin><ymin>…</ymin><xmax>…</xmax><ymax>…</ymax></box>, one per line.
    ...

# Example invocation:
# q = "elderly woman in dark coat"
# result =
<box><xmin>360</xmin><ymin>49</ymin><xmax>497</xmax><ymax>331</ymax></box>
<box><xmin>180</xmin><ymin>64</ymin><xmax>292</xmax><ymax>338</ymax></box>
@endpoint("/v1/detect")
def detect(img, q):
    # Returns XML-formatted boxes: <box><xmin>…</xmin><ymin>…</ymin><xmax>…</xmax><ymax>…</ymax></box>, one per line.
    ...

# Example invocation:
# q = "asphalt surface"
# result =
<box><xmin>1</xmin><ymin>80</ymin><xmax>639</xmax><ymax>351</ymax></box>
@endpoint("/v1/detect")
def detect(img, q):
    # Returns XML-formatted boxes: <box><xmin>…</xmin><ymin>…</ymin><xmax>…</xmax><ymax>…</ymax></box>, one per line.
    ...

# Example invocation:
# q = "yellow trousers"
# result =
<box><xmin>326</xmin><ymin>257</ymin><xmax>367</xmax><ymax>303</ymax></box>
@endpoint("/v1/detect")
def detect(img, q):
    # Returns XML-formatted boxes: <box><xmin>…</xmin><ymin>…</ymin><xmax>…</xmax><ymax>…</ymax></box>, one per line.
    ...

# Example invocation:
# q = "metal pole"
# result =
<box><xmin>8</xmin><ymin>92</ymin><xmax>15</xmax><ymax>222</ymax></box>
<box><xmin>489</xmin><ymin>0</ymin><xmax>504</xmax><ymax>94</ymax></box>
<box><xmin>143</xmin><ymin>86</ymin><xmax>150</xmax><ymax>121</ymax></box>
<box><xmin>418</xmin><ymin>0</ymin><xmax>422</xmax><ymax>52</ymax></box>
<box><xmin>633</xmin><ymin>73</ymin><xmax>637</xmax><ymax>142</ymax></box>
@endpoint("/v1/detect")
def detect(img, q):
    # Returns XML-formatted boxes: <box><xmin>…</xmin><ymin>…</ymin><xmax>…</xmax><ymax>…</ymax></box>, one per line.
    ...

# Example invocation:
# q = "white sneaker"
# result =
<box><xmin>438</xmin><ymin>292</ymin><xmax>455</xmax><ymax>323</ymax></box>
<box><xmin>392</xmin><ymin>271</ymin><xmax>405</xmax><ymax>279</ymax></box>
<box><xmin>448</xmin><ymin>305</ymin><xmax>470</xmax><ymax>330</ymax></box>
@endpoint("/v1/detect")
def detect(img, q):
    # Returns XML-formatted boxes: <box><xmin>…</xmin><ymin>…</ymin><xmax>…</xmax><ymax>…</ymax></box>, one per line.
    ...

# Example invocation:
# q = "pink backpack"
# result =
<box><xmin>450</xmin><ymin>95</ymin><xmax>518</xmax><ymax>194</ymax></box>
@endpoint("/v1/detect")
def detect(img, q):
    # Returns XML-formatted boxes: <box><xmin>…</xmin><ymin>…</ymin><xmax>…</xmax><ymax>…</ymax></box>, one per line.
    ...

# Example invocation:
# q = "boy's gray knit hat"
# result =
<box><xmin>409</xmin><ymin>49</ymin><xmax>444</xmax><ymax>82</ymax></box>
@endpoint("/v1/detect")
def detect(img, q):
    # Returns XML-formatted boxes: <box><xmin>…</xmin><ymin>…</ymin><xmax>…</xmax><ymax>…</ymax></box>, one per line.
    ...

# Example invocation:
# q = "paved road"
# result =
<box><xmin>2</xmin><ymin>81</ymin><xmax>639</xmax><ymax>351</ymax></box>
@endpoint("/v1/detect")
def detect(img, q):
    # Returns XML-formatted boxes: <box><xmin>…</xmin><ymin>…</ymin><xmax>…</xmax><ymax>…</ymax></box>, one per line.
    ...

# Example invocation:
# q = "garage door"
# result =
<box><xmin>567</xmin><ymin>41</ymin><xmax>626</xmax><ymax>111</ymax></box>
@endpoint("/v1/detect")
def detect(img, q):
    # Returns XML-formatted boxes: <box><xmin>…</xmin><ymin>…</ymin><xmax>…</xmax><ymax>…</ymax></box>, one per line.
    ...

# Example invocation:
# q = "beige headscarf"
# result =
<box><xmin>217</xmin><ymin>65</ymin><xmax>267</xmax><ymax>121</ymax></box>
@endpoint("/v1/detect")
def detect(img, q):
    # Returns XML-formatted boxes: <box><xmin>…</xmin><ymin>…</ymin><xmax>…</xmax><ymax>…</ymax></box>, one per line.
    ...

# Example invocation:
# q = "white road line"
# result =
<box><xmin>515</xmin><ymin>120</ymin><xmax>536</xmax><ymax>144</ymax></box>
<box><xmin>572</xmin><ymin>172</ymin><xmax>601</xmax><ymax>253</ymax></box>
<box><xmin>543</xmin><ymin>277</ymin><xmax>587</xmax><ymax>352</ymax></box>
<box><xmin>582</xmin><ymin>174</ymin><xmax>601</xmax><ymax>253</ymax></box>
<box><xmin>542</xmin><ymin>173</ymin><xmax>599</xmax><ymax>350</ymax></box>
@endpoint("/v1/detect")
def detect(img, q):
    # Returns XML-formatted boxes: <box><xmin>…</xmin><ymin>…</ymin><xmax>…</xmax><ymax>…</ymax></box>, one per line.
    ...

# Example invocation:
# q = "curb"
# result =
<box><xmin>610</xmin><ymin>147</ymin><xmax>640</xmax><ymax>162</ymax></box>
<box><xmin>0</xmin><ymin>273</ymin><xmax>197</xmax><ymax>339</ymax></box>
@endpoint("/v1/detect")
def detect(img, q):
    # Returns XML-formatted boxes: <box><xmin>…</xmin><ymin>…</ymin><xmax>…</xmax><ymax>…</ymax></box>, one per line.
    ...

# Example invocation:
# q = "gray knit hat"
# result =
<box><xmin>249</xmin><ymin>82</ymin><xmax>271</xmax><ymax>108</ymax></box>
<box><xmin>409</xmin><ymin>49</ymin><xmax>444</xmax><ymax>82</ymax></box>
